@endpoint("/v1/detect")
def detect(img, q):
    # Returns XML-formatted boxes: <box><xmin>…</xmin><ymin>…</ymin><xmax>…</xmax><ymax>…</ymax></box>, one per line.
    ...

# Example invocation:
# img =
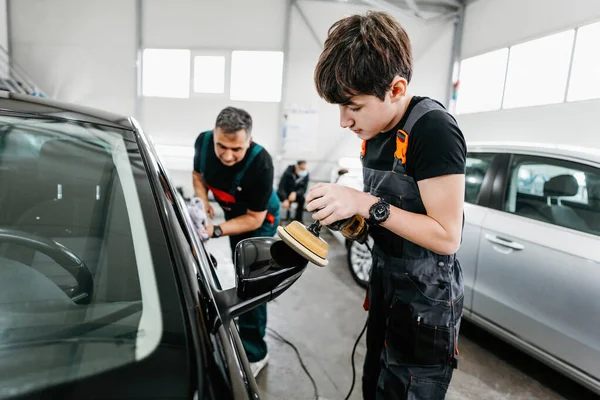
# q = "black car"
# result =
<box><xmin>0</xmin><ymin>93</ymin><xmax>308</xmax><ymax>399</ymax></box>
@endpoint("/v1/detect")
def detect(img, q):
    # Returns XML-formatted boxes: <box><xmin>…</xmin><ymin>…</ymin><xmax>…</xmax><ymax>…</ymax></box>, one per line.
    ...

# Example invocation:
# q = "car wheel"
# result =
<box><xmin>346</xmin><ymin>237</ymin><xmax>373</xmax><ymax>288</ymax></box>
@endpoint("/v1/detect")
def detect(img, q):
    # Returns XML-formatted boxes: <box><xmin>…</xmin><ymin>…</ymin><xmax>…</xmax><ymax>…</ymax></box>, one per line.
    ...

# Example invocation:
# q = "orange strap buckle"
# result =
<box><xmin>394</xmin><ymin>130</ymin><xmax>408</xmax><ymax>165</ymax></box>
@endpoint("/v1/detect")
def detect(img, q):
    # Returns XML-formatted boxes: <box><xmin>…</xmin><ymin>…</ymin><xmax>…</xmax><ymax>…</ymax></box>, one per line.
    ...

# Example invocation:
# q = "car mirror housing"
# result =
<box><xmin>235</xmin><ymin>238</ymin><xmax>307</xmax><ymax>300</ymax></box>
<box><xmin>212</xmin><ymin>237</ymin><xmax>307</xmax><ymax>325</ymax></box>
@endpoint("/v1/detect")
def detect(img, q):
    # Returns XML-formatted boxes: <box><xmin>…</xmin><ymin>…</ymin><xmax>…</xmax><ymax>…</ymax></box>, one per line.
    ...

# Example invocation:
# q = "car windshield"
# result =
<box><xmin>0</xmin><ymin>115</ymin><xmax>162</xmax><ymax>397</ymax></box>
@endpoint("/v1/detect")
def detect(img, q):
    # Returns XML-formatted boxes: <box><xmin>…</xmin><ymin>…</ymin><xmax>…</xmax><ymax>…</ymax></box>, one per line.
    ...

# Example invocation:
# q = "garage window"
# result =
<box><xmin>502</xmin><ymin>30</ymin><xmax>575</xmax><ymax>109</ymax></box>
<box><xmin>567</xmin><ymin>21</ymin><xmax>600</xmax><ymax>102</ymax></box>
<box><xmin>230</xmin><ymin>51</ymin><xmax>284</xmax><ymax>102</ymax></box>
<box><xmin>142</xmin><ymin>49</ymin><xmax>191</xmax><ymax>98</ymax></box>
<box><xmin>456</xmin><ymin>49</ymin><xmax>509</xmax><ymax>114</ymax></box>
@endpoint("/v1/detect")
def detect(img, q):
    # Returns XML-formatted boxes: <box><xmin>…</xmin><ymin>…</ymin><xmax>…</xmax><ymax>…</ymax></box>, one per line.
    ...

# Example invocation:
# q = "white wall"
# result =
<box><xmin>458</xmin><ymin>0</ymin><xmax>600</xmax><ymax>146</ymax></box>
<box><xmin>0</xmin><ymin>0</ymin><xmax>7</xmax><ymax>51</ymax></box>
<box><xmin>281</xmin><ymin>0</ymin><xmax>456</xmax><ymax>181</ymax></box>
<box><xmin>9</xmin><ymin>0</ymin><xmax>136</xmax><ymax>115</ymax></box>
<box><xmin>462</xmin><ymin>0</ymin><xmax>600</xmax><ymax>59</ymax></box>
<box><xmin>0</xmin><ymin>0</ymin><xmax>8</xmax><ymax>79</ymax></box>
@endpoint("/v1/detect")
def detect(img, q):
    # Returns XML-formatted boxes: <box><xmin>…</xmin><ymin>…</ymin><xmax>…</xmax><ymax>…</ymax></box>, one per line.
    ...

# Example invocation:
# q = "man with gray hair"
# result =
<box><xmin>192</xmin><ymin>106</ymin><xmax>280</xmax><ymax>377</ymax></box>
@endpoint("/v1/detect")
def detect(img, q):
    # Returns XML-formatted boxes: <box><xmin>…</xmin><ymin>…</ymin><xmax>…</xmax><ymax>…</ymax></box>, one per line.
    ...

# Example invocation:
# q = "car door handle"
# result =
<box><xmin>484</xmin><ymin>234</ymin><xmax>524</xmax><ymax>250</ymax></box>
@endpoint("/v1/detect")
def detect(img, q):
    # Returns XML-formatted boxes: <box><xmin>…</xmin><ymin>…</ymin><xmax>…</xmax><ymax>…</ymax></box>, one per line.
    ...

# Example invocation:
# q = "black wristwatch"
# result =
<box><xmin>212</xmin><ymin>225</ymin><xmax>223</xmax><ymax>238</ymax></box>
<box><xmin>367</xmin><ymin>198</ymin><xmax>391</xmax><ymax>225</ymax></box>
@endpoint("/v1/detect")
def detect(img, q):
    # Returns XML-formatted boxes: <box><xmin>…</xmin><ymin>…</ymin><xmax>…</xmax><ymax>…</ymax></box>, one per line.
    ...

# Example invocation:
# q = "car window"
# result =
<box><xmin>504</xmin><ymin>154</ymin><xmax>600</xmax><ymax>236</ymax></box>
<box><xmin>0</xmin><ymin>115</ymin><xmax>163</xmax><ymax>397</ymax></box>
<box><xmin>465</xmin><ymin>153</ymin><xmax>495</xmax><ymax>204</ymax></box>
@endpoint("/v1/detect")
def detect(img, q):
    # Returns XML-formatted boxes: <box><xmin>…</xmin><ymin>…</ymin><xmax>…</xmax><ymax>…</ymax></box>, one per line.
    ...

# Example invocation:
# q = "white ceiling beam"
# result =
<box><xmin>306</xmin><ymin>0</ymin><xmax>456</xmax><ymax>15</ymax></box>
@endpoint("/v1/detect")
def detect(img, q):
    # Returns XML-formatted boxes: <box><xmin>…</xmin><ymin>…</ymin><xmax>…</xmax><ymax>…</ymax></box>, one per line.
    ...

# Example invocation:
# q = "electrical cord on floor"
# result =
<box><xmin>267</xmin><ymin>238</ymin><xmax>374</xmax><ymax>400</ymax></box>
<box><xmin>267</xmin><ymin>327</ymin><xmax>320</xmax><ymax>400</ymax></box>
<box><xmin>342</xmin><ymin>238</ymin><xmax>373</xmax><ymax>399</ymax></box>
<box><xmin>344</xmin><ymin>317</ymin><xmax>369</xmax><ymax>400</ymax></box>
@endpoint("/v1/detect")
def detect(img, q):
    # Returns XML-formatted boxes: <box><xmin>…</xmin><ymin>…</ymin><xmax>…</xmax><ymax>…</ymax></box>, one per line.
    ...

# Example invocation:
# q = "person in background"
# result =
<box><xmin>277</xmin><ymin>160</ymin><xmax>309</xmax><ymax>223</ymax></box>
<box><xmin>192</xmin><ymin>106</ymin><xmax>280</xmax><ymax>378</ymax></box>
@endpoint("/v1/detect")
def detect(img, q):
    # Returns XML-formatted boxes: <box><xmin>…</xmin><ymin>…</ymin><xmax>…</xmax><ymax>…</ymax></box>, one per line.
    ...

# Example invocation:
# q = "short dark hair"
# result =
<box><xmin>215</xmin><ymin>107</ymin><xmax>253</xmax><ymax>136</ymax></box>
<box><xmin>297</xmin><ymin>160</ymin><xmax>306</xmax><ymax>166</ymax></box>
<box><xmin>314</xmin><ymin>11</ymin><xmax>413</xmax><ymax>104</ymax></box>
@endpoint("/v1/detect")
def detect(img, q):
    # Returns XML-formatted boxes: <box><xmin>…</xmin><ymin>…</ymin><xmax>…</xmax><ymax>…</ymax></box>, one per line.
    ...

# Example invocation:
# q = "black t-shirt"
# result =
<box><xmin>362</xmin><ymin>97</ymin><xmax>466</xmax><ymax>256</ymax></box>
<box><xmin>362</xmin><ymin>96</ymin><xmax>466</xmax><ymax>181</ymax></box>
<box><xmin>193</xmin><ymin>131</ymin><xmax>275</xmax><ymax>218</ymax></box>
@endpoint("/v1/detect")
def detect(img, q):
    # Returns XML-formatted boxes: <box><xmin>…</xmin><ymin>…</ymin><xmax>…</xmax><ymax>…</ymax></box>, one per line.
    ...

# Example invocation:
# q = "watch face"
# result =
<box><xmin>214</xmin><ymin>226</ymin><xmax>222</xmax><ymax>237</ymax></box>
<box><xmin>372</xmin><ymin>201</ymin><xmax>390</xmax><ymax>222</ymax></box>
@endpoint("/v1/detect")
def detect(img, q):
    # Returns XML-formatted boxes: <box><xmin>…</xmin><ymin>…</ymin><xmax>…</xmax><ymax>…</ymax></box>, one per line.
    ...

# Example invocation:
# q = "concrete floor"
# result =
<box><xmin>205</xmin><ymin>228</ymin><xmax>599</xmax><ymax>400</ymax></box>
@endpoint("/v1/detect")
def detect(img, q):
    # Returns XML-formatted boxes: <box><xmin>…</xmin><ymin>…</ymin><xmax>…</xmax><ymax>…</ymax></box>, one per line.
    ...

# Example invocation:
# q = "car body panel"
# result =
<box><xmin>465</xmin><ymin>143</ymin><xmax>600</xmax><ymax>395</ymax></box>
<box><xmin>475</xmin><ymin>209</ymin><xmax>600</xmax><ymax>378</ymax></box>
<box><xmin>458</xmin><ymin>203</ymin><xmax>487</xmax><ymax>311</ymax></box>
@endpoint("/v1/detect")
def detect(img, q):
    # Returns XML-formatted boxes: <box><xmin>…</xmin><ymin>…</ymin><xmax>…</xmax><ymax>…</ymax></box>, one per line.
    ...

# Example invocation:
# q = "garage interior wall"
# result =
<box><xmin>458</xmin><ymin>0</ymin><xmax>600</xmax><ymax>147</ymax></box>
<box><xmin>8</xmin><ymin>0</ymin><xmax>137</xmax><ymax>116</ymax></box>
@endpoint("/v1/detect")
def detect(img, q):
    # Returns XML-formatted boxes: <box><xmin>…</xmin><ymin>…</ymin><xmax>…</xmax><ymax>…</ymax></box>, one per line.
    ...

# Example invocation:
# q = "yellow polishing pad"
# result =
<box><xmin>277</xmin><ymin>221</ymin><xmax>329</xmax><ymax>267</ymax></box>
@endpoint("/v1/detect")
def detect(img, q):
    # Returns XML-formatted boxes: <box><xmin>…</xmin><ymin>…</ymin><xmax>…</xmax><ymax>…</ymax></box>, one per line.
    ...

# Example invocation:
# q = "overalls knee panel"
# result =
<box><xmin>361</xmin><ymin>100</ymin><xmax>464</xmax><ymax>400</ymax></box>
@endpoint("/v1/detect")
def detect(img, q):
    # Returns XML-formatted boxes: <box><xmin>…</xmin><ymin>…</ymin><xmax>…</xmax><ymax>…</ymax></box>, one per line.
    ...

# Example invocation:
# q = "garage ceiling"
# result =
<box><xmin>309</xmin><ymin>0</ymin><xmax>468</xmax><ymax>19</ymax></box>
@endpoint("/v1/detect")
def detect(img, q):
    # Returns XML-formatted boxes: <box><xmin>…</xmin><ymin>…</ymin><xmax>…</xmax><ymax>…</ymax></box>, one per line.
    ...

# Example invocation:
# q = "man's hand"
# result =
<box><xmin>204</xmin><ymin>202</ymin><xmax>215</xmax><ymax>219</ymax></box>
<box><xmin>282</xmin><ymin>199</ymin><xmax>290</xmax><ymax>209</ymax></box>
<box><xmin>306</xmin><ymin>183</ymin><xmax>374</xmax><ymax>226</ymax></box>
<box><xmin>206</xmin><ymin>222</ymin><xmax>214</xmax><ymax>238</ymax></box>
<box><xmin>288</xmin><ymin>192</ymin><xmax>297</xmax><ymax>202</ymax></box>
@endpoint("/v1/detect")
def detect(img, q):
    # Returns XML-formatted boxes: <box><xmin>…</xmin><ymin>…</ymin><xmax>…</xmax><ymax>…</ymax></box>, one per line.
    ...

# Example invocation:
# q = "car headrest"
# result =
<box><xmin>543</xmin><ymin>174</ymin><xmax>579</xmax><ymax>198</ymax></box>
<box><xmin>38</xmin><ymin>139</ymin><xmax>112</xmax><ymax>187</ymax></box>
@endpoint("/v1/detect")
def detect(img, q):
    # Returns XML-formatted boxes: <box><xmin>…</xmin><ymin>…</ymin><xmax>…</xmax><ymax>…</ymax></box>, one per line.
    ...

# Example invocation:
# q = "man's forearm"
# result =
<box><xmin>193</xmin><ymin>172</ymin><xmax>210</xmax><ymax>203</ymax></box>
<box><xmin>220</xmin><ymin>214</ymin><xmax>264</xmax><ymax>236</ymax></box>
<box><xmin>357</xmin><ymin>192</ymin><xmax>460</xmax><ymax>255</ymax></box>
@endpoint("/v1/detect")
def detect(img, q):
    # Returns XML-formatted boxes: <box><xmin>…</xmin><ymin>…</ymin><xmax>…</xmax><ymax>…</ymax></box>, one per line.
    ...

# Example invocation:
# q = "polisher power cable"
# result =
<box><xmin>275</xmin><ymin>218</ymin><xmax>372</xmax><ymax>399</ymax></box>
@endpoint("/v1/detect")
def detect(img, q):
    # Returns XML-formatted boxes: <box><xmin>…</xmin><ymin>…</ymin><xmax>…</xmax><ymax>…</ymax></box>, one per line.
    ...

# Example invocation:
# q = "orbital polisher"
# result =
<box><xmin>276</xmin><ymin>215</ymin><xmax>370</xmax><ymax>267</ymax></box>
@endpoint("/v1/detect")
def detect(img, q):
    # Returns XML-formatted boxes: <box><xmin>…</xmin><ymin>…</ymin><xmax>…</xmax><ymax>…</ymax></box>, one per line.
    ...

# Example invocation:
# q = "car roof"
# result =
<box><xmin>0</xmin><ymin>91</ymin><xmax>134</xmax><ymax>130</ymax></box>
<box><xmin>467</xmin><ymin>141</ymin><xmax>600</xmax><ymax>165</ymax></box>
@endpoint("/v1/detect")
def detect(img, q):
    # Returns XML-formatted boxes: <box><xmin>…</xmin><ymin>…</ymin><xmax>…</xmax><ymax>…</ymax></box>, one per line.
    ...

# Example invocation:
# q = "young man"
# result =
<box><xmin>192</xmin><ymin>106</ymin><xmax>280</xmax><ymax>377</ymax></box>
<box><xmin>277</xmin><ymin>160</ymin><xmax>309</xmax><ymax>222</ymax></box>
<box><xmin>307</xmin><ymin>12</ymin><xmax>466</xmax><ymax>399</ymax></box>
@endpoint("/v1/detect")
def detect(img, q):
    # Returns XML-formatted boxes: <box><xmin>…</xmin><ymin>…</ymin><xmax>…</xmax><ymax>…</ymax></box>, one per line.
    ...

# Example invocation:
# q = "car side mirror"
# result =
<box><xmin>212</xmin><ymin>237</ymin><xmax>308</xmax><ymax>324</ymax></box>
<box><xmin>235</xmin><ymin>237</ymin><xmax>307</xmax><ymax>300</ymax></box>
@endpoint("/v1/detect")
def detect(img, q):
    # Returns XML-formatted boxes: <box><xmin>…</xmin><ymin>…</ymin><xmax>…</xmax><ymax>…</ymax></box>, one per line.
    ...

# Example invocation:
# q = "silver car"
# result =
<box><xmin>342</xmin><ymin>142</ymin><xmax>600</xmax><ymax>394</ymax></box>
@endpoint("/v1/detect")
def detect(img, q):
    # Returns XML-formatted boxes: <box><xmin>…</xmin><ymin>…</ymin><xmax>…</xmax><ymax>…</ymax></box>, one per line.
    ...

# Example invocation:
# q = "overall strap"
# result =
<box><xmin>230</xmin><ymin>143</ymin><xmax>263</xmax><ymax>194</ymax></box>
<box><xmin>403</xmin><ymin>99</ymin><xmax>446</xmax><ymax>135</ymax></box>
<box><xmin>394</xmin><ymin>99</ymin><xmax>447</xmax><ymax>167</ymax></box>
<box><xmin>199</xmin><ymin>130</ymin><xmax>212</xmax><ymax>174</ymax></box>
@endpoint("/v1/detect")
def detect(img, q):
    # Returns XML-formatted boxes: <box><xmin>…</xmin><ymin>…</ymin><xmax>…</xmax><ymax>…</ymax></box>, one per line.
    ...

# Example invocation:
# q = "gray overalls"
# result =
<box><xmin>362</xmin><ymin>99</ymin><xmax>464</xmax><ymax>399</ymax></box>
